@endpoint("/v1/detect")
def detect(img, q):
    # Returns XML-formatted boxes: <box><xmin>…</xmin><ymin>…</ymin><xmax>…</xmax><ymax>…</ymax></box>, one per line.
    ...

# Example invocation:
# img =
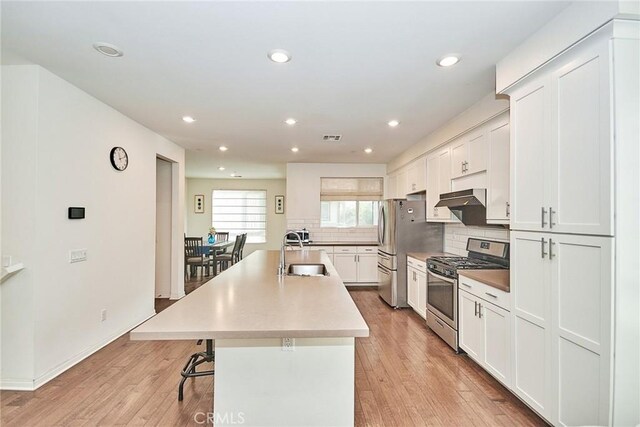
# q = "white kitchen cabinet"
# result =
<box><xmin>459</xmin><ymin>277</ymin><xmax>511</xmax><ymax>389</ymax></box>
<box><xmin>333</xmin><ymin>254</ymin><xmax>358</xmax><ymax>283</ymax></box>
<box><xmin>486</xmin><ymin>114</ymin><xmax>510</xmax><ymax>224</ymax></box>
<box><xmin>406</xmin><ymin>157</ymin><xmax>426</xmax><ymax>194</ymax></box>
<box><xmin>406</xmin><ymin>258</ymin><xmax>427</xmax><ymax>319</ymax></box>
<box><xmin>386</xmin><ymin>173</ymin><xmax>398</xmax><ymax>199</ymax></box>
<box><xmin>356</xmin><ymin>253</ymin><xmax>378</xmax><ymax>283</ymax></box>
<box><xmin>510</xmin><ymin>231</ymin><xmax>612</xmax><ymax>425</ymax></box>
<box><xmin>509</xmin><ymin>34</ymin><xmax>613</xmax><ymax>236</ymax></box>
<box><xmin>426</xmin><ymin>146</ymin><xmax>456</xmax><ymax>222</ymax></box>
<box><xmin>451</xmin><ymin>129</ymin><xmax>487</xmax><ymax>179</ymax></box>
<box><xmin>396</xmin><ymin>169</ymin><xmax>408</xmax><ymax>198</ymax></box>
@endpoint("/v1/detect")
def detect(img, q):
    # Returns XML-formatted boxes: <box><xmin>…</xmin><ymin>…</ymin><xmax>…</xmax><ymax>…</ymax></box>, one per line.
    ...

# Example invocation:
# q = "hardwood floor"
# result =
<box><xmin>2</xmin><ymin>288</ymin><xmax>545</xmax><ymax>426</ymax></box>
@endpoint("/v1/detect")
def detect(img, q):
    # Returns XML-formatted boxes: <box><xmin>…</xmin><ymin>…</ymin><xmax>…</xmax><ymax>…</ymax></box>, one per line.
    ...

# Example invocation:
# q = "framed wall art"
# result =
<box><xmin>194</xmin><ymin>194</ymin><xmax>205</xmax><ymax>214</ymax></box>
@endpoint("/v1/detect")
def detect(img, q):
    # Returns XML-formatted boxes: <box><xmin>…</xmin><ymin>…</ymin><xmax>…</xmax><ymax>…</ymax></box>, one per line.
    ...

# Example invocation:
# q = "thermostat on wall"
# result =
<box><xmin>68</xmin><ymin>207</ymin><xmax>85</xmax><ymax>219</ymax></box>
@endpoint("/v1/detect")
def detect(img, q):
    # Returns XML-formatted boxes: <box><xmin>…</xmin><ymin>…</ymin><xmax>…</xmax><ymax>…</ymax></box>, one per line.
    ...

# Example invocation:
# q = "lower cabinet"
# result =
<box><xmin>332</xmin><ymin>246</ymin><xmax>378</xmax><ymax>283</ymax></box>
<box><xmin>458</xmin><ymin>276</ymin><xmax>512</xmax><ymax>389</ymax></box>
<box><xmin>407</xmin><ymin>258</ymin><xmax>427</xmax><ymax>319</ymax></box>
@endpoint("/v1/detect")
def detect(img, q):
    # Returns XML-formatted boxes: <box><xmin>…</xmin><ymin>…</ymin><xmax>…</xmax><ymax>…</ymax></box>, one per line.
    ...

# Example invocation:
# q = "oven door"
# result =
<box><xmin>426</xmin><ymin>270</ymin><xmax>457</xmax><ymax>330</ymax></box>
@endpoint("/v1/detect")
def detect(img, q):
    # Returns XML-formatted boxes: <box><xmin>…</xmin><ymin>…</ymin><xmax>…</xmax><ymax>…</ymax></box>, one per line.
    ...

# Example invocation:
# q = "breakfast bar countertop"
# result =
<box><xmin>130</xmin><ymin>250</ymin><xmax>370</xmax><ymax>341</ymax></box>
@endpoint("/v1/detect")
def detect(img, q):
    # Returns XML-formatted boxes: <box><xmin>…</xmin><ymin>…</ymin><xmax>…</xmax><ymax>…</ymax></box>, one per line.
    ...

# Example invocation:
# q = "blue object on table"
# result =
<box><xmin>208</xmin><ymin>235</ymin><xmax>215</xmax><ymax>244</ymax></box>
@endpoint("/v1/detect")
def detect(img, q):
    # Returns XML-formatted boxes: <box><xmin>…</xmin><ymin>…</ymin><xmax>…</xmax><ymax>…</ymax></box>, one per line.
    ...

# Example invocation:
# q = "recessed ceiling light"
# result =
<box><xmin>388</xmin><ymin>120</ymin><xmax>400</xmax><ymax>127</ymax></box>
<box><xmin>285</xmin><ymin>118</ymin><xmax>297</xmax><ymax>125</ymax></box>
<box><xmin>268</xmin><ymin>49</ymin><xmax>292</xmax><ymax>63</ymax></box>
<box><xmin>182</xmin><ymin>116</ymin><xmax>196</xmax><ymax>123</ymax></box>
<box><xmin>230</xmin><ymin>173</ymin><xmax>236</xmax><ymax>177</ymax></box>
<box><xmin>93</xmin><ymin>42</ymin><xmax>123</xmax><ymax>57</ymax></box>
<box><xmin>364</xmin><ymin>148</ymin><xmax>373</xmax><ymax>154</ymax></box>
<box><xmin>219</xmin><ymin>146</ymin><xmax>228</xmax><ymax>152</ymax></box>
<box><xmin>218</xmin><ymin>166</ymin><xmax>225</xmax><ymax>171</ymax></box>
<box><xmin>437</xmin><ymin>55</ymin><xmax>460</xmax><ymax>67</ymax></box>
<box><xmin>291</xmin><ymin>147</ymin><xmax>299</xmax><ymax>153</ymax></box>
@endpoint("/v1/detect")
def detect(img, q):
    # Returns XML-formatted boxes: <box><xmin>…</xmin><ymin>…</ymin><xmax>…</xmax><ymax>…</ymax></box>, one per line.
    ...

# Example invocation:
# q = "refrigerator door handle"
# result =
<box><xmin>378</xmin><ymin>204</ymin><xmax>385</xmax><ymax>245</ymax></box>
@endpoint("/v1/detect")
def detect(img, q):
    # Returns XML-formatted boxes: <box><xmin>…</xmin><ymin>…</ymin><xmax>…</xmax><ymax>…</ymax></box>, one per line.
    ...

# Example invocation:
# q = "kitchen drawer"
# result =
<box><xmin>333</xmin><ymin>246</ymin><xmax>358</xmax><ymax>254</ymax></box>
<box><xmin>407</xmin><ymin>256</ymin><xmax>426</xmax><ymax>271</ymax></box>
<box><xmin>357</xmin><ymin>246</ymin><xmax>378</xmax><ymax>254</ymax></box>
<box><xmin>458</xmin><ymin>274</ymin><xmax>511</xmax><ymax>311</ymax></box>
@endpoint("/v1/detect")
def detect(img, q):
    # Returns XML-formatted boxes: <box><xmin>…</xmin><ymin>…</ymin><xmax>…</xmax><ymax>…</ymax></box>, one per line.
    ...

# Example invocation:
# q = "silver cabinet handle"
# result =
<box><xmin>541</xmin><ymin>207</ymin><xmax>548</xmax><ymax>228</ymax></box>
<box><xmin>549</xmin><ymin>207</ymin><xmax>556</xmax><ymax>229</ymax></box>
<box><xmin>541</xmin><ymin>237</ymin><xmax>547</xmax><ymax>258</ymax></box>
<box><xmin>464</xmin><ymin>161</ymin><xmax>469</xmax><ymax>172</ymax></box>
<box><xmin>478</xmin><ymin>303</ymin><xmax>482</xmax><ymax>318</ymax></box>
<box><xmin>549</xmin><ymin>238</ymin><xmax>555</xmax><ymax>259</ymax></box>
<box><xmin>485</xmin><ymin>292</ymin><xmax>498</xmax><ymax>299</ymax></box>
<box><xmin>506</xmin><ymin>202</ymin><xmax>510</xmax><ymax>217</ymax></box>
<box><xmin>474</xmin><ymin>301</ymin><xmax>478</xmax><ymax>317</ymax></box>
<box><xmin>460</xmin><ymin>282</ymin><xmax>471</xmax><ymax>288</ymax></box>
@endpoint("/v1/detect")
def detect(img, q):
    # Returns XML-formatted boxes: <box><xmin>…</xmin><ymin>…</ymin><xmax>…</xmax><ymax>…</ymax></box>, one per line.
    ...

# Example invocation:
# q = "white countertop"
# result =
<box><xmin>130</xmin><ymin>250</ymin><xmax>370</xmax><ymax>341</ymax></box>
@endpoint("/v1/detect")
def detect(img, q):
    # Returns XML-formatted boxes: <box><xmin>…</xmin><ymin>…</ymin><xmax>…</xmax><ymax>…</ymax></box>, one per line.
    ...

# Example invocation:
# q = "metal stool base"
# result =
<box><xmin>178</xmin><ymin>339</ymin><xmax>214</xmax><ymax>401</ymax></box>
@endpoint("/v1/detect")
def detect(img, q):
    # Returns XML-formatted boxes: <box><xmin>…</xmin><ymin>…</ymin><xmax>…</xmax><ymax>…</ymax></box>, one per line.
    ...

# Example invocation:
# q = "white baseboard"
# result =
<box><xmin>170</xmin><ymin>292</ymin><xmax>185</xmax><ymax>300</ymax></box>
<box><xmin>345</xmin><ymin>282</ymin><xmax>378</xmax><ymax>287</ymax></box>
<box><xmin>0</xmin><ymin>311</ymin><xmax>155</xmax><ymax>391</ymax></box>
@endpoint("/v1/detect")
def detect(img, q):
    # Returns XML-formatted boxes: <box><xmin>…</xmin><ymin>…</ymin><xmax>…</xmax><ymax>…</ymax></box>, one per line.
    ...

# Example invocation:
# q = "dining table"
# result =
<box><xmin>195</xmin><ymin>240</ymin><xmax>235</xmax><ymax>276</ymax></box>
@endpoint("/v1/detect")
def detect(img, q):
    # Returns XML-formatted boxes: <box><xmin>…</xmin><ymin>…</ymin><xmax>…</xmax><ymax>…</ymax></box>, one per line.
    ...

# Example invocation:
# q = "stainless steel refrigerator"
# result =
<box><xmin>377</xmin><ymin>199</ymin><xmax>443</xmax><ymax>308</ymax></box>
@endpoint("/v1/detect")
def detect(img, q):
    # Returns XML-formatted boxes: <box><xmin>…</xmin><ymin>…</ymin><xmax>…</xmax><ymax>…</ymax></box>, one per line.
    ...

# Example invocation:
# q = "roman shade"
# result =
<box><xmin>320</xmin><ymin>177</ymin><xmax>384</xmax><ymax>201</ymax></box>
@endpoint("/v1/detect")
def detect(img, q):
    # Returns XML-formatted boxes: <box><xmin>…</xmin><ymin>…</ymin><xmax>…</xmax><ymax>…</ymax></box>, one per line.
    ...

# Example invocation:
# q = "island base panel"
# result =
<box><xmin>213</xmin><ymin>337</ymin><xmax>355</xmax><ymax>426</ymax></box>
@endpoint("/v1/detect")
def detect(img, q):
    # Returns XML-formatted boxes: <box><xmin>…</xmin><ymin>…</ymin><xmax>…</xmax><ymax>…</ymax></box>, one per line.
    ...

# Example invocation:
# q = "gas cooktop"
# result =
<box><xmin>428</xmin><ymin>256</ymin><xmax>506</xmax><ymax>270</ymax></box>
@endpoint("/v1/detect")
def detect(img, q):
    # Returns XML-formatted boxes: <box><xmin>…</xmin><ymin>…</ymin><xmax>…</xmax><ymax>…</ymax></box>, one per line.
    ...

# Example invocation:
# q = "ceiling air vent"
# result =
<box><xmin>322</xmin><ymin>135</ymin><xmax>342</xmax><ymax>142</ymax></box>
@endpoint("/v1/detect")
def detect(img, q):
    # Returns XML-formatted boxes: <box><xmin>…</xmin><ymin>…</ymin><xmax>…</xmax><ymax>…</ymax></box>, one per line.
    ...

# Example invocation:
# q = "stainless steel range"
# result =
<box><xmin>426</xmin><ymin>238</ymin><xmax>509</xmax><ymax>351</ymax></box>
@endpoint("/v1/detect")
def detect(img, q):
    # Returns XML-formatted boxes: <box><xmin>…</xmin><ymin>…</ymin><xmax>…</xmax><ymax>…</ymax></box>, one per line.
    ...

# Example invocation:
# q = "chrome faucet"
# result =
<box><xmin>278</xmin><ymin>230</ymin><xmax>303</xmax><ymax>275</ymax></box>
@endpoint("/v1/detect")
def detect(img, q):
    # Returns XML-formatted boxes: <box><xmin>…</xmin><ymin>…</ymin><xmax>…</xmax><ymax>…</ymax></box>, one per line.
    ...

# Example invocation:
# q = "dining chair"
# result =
<box><xmin>184</xmin><ymin>237</ymin><xmax>209</xmax><ymax>278</ymax></box>
<box><xmin>215</xmin><ymin>232</ymin><xmax>229</xmax><ymax>242</ymax></box>
<box><xmin>238</xmin><ymin>233</ymin><xmax>247</xmax><ymax>261</ymax></box>
<box><xmin>217</xmin><ymin>235</ymin><xmax>244</xmax><ymax>271</ymax></box>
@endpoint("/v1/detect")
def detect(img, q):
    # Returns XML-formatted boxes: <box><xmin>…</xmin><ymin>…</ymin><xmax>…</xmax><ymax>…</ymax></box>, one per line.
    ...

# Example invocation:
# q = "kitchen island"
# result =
<box><xmin>130</xmin><ymin>250</ymin><xmax>369</xmax><ymax>426</ymax></box>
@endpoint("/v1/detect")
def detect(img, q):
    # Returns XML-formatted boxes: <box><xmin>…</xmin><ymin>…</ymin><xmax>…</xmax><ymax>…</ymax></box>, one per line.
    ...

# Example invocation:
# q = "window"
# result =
<box><xmin>320</xmin><ymin>177</ymin><xmax>383</xmax><ymax>228</ymax></box>
<box><xmin>211</xmin><ymin>190</ymin><xmax>266</xmax><ymax>243</ymax></box>
<box><xmin>321</xmin><ymin>200</ymin><xmax>380</xmax><ymax>228</ymax></box>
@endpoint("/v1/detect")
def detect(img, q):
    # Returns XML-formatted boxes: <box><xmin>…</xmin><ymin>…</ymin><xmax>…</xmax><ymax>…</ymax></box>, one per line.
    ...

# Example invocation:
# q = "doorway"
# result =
<box><xmin>155</xmin><ymin>157</ymin><xmax>173</xmax><ymax>307</ymax></box>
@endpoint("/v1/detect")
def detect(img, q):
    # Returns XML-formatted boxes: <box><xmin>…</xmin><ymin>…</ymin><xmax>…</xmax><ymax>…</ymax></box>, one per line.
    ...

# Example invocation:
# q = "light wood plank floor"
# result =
<box><xmin>1</xmin><ymin>288</ymin><xmax>546</xmax><ymax>426</ymax></box>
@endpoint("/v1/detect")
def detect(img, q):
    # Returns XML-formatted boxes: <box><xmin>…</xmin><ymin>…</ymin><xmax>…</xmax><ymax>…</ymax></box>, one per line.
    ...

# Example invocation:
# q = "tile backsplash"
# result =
<box><xmin>287</xmin><ymin>218</ymin><xmax>378</xmax><ymax>243</ymax></box>
<box><xmin>444</xmin><ymin>224</ymin><xmax>510</xmax><ymax>256</ymax></box>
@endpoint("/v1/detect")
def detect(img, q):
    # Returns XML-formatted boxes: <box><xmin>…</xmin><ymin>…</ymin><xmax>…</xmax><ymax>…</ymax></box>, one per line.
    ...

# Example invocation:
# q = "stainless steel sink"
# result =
<box><xmin>286</xmin><ymin>264</ymin><xmax>329</xmax><ymax>277</ymax></box>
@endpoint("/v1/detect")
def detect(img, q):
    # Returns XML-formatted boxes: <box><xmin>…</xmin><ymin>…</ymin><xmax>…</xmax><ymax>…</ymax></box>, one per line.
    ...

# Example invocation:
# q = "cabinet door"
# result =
<box><xmin>467</xmin><ymin>130</ymin><xmax>487</xmax><ymax>175</ymax></box>
<box><xmin>397</xmin><ymin>170</ymin><xmax>408</xmax><ymax>198</ymax></box>
<box><xmin>550</xmin><ymin>234</ymin><xmax>612</xmax><ymax>426</ymax></box>
<box><xmin>407</xmin><ymin>162</ymin><xmax>418</xmax><ymax>194</ymax></box>
<box><xmin>333</xmin><ymin>254</ymin><xmax>358</xmax><ymax>283</ymax></box>
<box><xmin>406</xmin><ymin>266</ymin><xmax>418</xmax><ymax>311</ymax></box>
<box><xmin>487</xmin><ymin>118</ymin><xmax>511</xmax><ymax>222</ymax></box>
<box><xmin>386</xmin><ymin>174</ymin><xmax>397</xmax><ymax>199</ymax></box>
<box><xmin>450</xmin><ymin>138</ymin><xmax>467</xmax><ymax>179</ymax></box>
<box><xmin>437</xmin><ymin>148</ymin><xmax>455</xmax><ymax>221</ymax></box>
<box><xmin>550</xmin><ymin>39</ymin><xmax>612</xmax><ymax>236</ymax></box>
<box><xmin>482</xmin><ymin>301</ymin><xmax>511</xmax><ymax>387</ymax></box>
<box><xmin>459</xmin><ymin>290</ymin><xmax>484</xmax><ymax>361</ymax></box>
<box><xmin>414</xmin><ymin>157</ymin><xmax>426</xmax><ymax>192</ymax></box>
<box><xmin>416</xmin><ymin>271</ymin><xmax>427</xmax><ymax>319</ymax></box>
<box><xmin>356</xmin><ymin>254</ymin><xmax>378</xmax><ymax>283</ymax></box>
<box><xmin>511</xmin><ymin>231</ymin><xmax>552</xmax><ymax>419</ymax></box>
<box><xmin>510</xmin><ymin>77</ymin><xmax>550</xmax><ymax>232</ymax></box>
<box><xmin>426</xmin><ymin>154</ymin><xmax>440</xmax><ymax>221</ymax></box>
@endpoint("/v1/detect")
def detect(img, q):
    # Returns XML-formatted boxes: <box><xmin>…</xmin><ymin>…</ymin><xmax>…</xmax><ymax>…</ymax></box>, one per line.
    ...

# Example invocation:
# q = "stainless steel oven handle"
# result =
<box><xmin>427</xmin><ymin>270</ymin><xmax>455</xmax><ymax>284</ymax></box>
<box><xmin>377</xmin><ymin>265</ymin><xmax>391</xmax><ymax>276</ymax></box>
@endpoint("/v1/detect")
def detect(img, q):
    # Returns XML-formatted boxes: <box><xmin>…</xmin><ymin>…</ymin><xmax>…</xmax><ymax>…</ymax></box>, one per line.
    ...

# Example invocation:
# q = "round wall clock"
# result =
<box><xmin>109</xmin><ymin>147</ymin><xmax>128</xmax><ymax>171</ymax></box>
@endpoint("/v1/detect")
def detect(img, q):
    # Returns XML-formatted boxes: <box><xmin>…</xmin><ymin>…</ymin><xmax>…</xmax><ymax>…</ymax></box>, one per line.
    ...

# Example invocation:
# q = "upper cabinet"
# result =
<box><xmin>486</xmin><ymin>115</ymin><xmax>511</xmax><ymax>224</ymax></box>
<box><xmin>426</xmin><ymin>146</ymin><xmax>456</xmax><ymax>222</ymax></box>
<box><xmin>406</xmin><ymin>157</ymin><xmax>426</xmax><ymax>194</ymax></box>
<box><xmin>451</xmin><ymin>128</ymin><xmax>487</xmax><ymax>179</ymax></box>
<box><xmin>509</xmin><ymin>34</ymin><xmax>613</xmax><ymax>236</ymax></box>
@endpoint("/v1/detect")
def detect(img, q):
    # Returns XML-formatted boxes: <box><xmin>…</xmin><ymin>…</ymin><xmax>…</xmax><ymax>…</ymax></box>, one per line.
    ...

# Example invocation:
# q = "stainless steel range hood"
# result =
<box><xmin>435</xmin><ymin>189</ymin><xmax>487</xmax><ymax>226</ymax></box>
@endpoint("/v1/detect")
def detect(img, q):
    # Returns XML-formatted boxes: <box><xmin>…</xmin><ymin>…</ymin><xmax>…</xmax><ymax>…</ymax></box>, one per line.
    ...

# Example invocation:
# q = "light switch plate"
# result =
<box><xmin>2</xmin><ymin>256</ymin><xmax>11</xmax><ymax>268</ymax></box>
<box><xmin>69</xmin><ymin>249</ymin><xmax>88</xmax><ymax>263</ymax></box>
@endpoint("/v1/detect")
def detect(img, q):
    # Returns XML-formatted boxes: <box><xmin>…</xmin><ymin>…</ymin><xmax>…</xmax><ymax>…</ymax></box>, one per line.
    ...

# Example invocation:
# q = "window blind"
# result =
<box><xmin>211</xmin><ymin>190</ymin><xmax>267</xmax><ymax>243</ymax></box>
<box><xmin>320</xmin><ymin>177</ymin><xmax>384</xmax><ymax>201</ymax></box>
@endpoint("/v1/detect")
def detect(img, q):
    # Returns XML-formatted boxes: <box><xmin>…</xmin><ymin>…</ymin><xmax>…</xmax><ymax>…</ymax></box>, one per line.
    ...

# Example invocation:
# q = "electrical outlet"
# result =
<box><xmin>282</xmin><ymin>338</ymin><xmax>295</xmax><ymax>351</ymax></box>
<box><xmin>69</xmin><ymin>249</ymin><xmax>88</xmax><ymax>263</ymax></box>
<box><xmin>101</xmin><ymin>309</ymin><xmax>107</xmax><ymax>322</ymax></box>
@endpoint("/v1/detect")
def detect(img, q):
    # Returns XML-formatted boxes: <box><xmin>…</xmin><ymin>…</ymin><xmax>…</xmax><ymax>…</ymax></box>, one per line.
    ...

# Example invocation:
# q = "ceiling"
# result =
<box><xmin>2</xmin><ymin>1</ymin><xmax>569</xmax><ymax>179</ymax></box>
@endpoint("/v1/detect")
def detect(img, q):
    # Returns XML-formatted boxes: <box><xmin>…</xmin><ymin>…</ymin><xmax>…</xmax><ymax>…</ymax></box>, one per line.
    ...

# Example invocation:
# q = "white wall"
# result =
<box><xmin>1</xmin><ymin>65</ymin><xmax>185</xmax><ymax>390</ymax></box>
<box><xmin>286</xmin><ymin>163</ymin><xmax>386</xmax><ymax>243</ymax></box>
<box><xmin>186</xmin><ymin>178</ymin><xmax>287</xmax><ymax>254</ymax></box>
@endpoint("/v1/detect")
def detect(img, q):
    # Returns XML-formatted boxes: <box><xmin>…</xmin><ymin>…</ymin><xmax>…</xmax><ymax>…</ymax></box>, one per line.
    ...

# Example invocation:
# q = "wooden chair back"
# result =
<box><xmin>185</xmin><ymin>237</ymin><xmax>204</xmax><ymax>259</ymax></box>
<box><xmin>215</xmin><ymin>232</ymin><xmax>230</xmax><ymax>242</ymax></box>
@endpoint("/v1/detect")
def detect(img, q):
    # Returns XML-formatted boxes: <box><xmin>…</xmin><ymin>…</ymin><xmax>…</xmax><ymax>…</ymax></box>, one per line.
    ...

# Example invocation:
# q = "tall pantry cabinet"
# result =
<box><xmin>504</xmin><ymin>22</ymin><xmax>638</xmax><ymax>426</ymax></box>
